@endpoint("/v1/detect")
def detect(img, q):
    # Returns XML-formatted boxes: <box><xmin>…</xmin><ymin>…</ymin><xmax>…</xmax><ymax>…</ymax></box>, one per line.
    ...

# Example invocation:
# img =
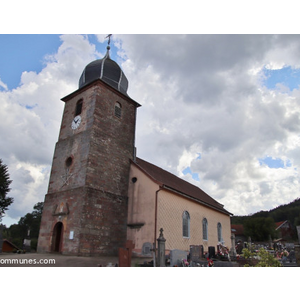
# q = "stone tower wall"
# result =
<box><xmin>38</xmin><ymin>80</ymin><xmax>138</xmax><ymax>256</ymax></box>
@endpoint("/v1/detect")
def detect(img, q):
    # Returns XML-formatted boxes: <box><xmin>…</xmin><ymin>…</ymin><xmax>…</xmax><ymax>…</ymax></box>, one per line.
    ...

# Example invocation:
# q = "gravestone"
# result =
<box><xmin>170</xmin><ymin>249</ymin><xmax>187</xmax><ymax>267</ymax></box>
<box><xmin>118</xmin><ymin>248</ymin><xmax>129</xmax><ymax>267</ymax></box>
<box><xmin>288</xmin><ymin>250</ymin><xmax>295</xmax><ymax>263</ymax></box>
<box><xmin>236</xmin><ymin>242</ymin><xmax>243</xmax><ymax>254</ymax></box>
<box><xmin>297</xmin><ymin>226</ymin><xmax>300</xmax><ymax>244</ymax></box>
<box><xmin>208</xmin><ymin>246</ymin><xmax>215</xmax><ymax>259</ymax></box>
<box><xmin>0</xmin><ymin>225</ymin><xmax>3</xmax><ymax>253</ymax></box>
<box><xmin>200</xmin><ymin>245</ymin><xmax>204</xmax><ymax>258</ymax></box>
<box><xmin>190</xmin><ymin>245</ymin><xmax>201</xmax><ymax>262</ymax></box>
<box><xmin>118</xmin><ymin>240</ymin><xmax>135</xmax><ymax>267</ymax></box>
<box><xmin>268</xmin><ymin>235</ymin><xmax>273</xmax><ymax>249</ymax></box>
<box><xmin>285</xmin><ymin>243</ymin><xmax>294</xmax><ymax>251</ymax></box>
<box><xmin>294</xmin><ymin>245</ymin><xmax>300</xmax><ymax>265</ymax></box>
<box><xmin>142</xmin><ymin>242</ymin><xmax>153</xmax><ymax>256</ymax></box>
<box><xmin>247</xmin><ymin>237</ymin><xmax>252</xmax><ymax>249</ymax></box>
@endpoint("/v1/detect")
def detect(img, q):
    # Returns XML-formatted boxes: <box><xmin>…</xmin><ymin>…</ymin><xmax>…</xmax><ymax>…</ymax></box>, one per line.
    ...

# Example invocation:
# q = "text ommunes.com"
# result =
<box><xmin>0</xmin><ymin>258</ymin><xmax>56</xmax><ymax>265</ymax></box>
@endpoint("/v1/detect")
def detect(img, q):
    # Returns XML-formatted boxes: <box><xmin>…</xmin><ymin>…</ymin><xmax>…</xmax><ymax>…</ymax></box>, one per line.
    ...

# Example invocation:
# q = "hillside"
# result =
<box><xmin>231</xmin><ymin>198</ymin><xmax>300</xmax><ymax>226</ymax></box>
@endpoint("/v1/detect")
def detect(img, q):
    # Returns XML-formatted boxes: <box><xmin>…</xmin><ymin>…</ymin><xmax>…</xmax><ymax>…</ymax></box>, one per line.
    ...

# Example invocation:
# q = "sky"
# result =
<box><xmin>1</xmin><ymin>34</ymin><xmax>300</xmax><ymax>226</ymax></box>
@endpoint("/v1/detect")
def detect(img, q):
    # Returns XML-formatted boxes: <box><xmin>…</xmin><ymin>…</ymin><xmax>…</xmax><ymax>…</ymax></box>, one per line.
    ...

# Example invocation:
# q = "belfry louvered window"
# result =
<box><xmin>75</xmin><ymin>99</ymin><xmax>83</xmax><ymax>116</ymax></box>
<box><xmin>114</xmin><ymin>102</ymin><xmax>122</xmax><ymax>118</ymax></box>
<box><xmin>182</xmin><ymin>211</ymin><xmax>190</xmax><ymax>238</ymax></box>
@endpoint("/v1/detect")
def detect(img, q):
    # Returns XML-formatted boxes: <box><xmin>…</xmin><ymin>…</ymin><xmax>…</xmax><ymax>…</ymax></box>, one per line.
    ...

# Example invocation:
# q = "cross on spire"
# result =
<box><xmin>106</xmin><ymin>34</ymin><xmax>112</xmax><ymax>45</ymax></box>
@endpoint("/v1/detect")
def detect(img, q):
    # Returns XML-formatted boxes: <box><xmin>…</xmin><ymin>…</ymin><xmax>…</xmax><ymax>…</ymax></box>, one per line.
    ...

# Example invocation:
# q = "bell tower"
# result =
<box><xmin>37</xmin><ymin>39</ymin><xmax>140</xmax><ymax>256</ymax></box>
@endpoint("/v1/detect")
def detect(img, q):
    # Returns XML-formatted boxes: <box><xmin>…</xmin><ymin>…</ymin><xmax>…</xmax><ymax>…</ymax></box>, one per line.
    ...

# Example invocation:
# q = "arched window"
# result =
<box><xmin>75</xmin><ymin>99</ymin><xmax>83</xmax><ymax>116</ymax></box>
<box><xmin>202</xmin><ymin>218</ymin><xmax>208</xmax><ymax>240</ymax></box>
<box><xmin>114</xmin><ymin>102</ymin><xmax>122</xmax><ymax>118</ymax></box>
<box><xmin>182</xmin><ymin>211</ymin><xmax>190</xmax><ymax>238</ymax></box>
<box><xmin>217</xmin><ymin>222</ymin><xmax>222</xmax><ymax>243</ymax></box>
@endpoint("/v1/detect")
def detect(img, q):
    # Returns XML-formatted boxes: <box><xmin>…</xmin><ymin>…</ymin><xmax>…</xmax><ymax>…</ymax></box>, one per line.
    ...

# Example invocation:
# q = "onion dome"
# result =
<box><xmin>79</xmin><ymin>41</ymin><xmax>129</xmax><ymax>96</ymax></box>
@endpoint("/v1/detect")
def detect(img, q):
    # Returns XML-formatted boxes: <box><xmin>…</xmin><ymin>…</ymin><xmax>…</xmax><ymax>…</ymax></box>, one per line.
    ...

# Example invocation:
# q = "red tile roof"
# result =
<box><xmin>134</xmin><ymin>157</ymin><xmax>231</xmax><ymax>216</ymax></box>
<box><xmin>231</xmin><ymin>224</ymin><xmax>244</xmax><ymax>235</ymax></box>
<box><xmin>275</xmin><ymin>220</ymin><xmax>289</xmax><ymax>230</ymax></box>
<box><xmin>2</xmin><ymin>239</ymin><xmax>21</xmax><ymax>251</ymax></box>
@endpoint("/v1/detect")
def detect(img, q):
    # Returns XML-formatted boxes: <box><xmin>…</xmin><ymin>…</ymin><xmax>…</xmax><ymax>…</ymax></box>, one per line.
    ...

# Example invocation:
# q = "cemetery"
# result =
<box><xmin>118</xmin><ymin>226</ymin><xmax>300</xmax><ymax>267</ymax></box>
<box><xmin>2</xmin><ymin>224</ymin><xmax>300</xmax><ymax>267</ymax></box>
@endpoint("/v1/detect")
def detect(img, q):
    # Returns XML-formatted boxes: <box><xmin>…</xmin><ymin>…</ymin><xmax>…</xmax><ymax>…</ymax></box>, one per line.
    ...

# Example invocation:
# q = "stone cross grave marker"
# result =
<box><xmin>157</xmin><ymin>228</ymin><xmax>166</xmax><ymax>267</ymax></box>
<box><xmin>230</xmin><ymin>233</ymin><xmax>236</xmax><ymax>257</ymax></box>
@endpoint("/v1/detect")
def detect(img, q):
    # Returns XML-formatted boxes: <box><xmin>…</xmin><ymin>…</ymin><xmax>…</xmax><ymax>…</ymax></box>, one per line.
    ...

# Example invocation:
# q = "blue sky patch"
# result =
<box><xmin>263</xmin><ymin>66</ymin><xmax>300</xmax><ymax>91</ymax></box>
<box><xmin>259</xmin><ymin>156</ymin><xmax>285</xmax><ymax>169</ymax></box>
<box><xmin>0</xmin><ymin>35</ymin><xmax>62</xmax><ymax>90</ymax></box>
<box><xmin>0</xmin><ymin>34</ymin><xmax>113</xmax><ymax>91</ymax></box>
<box><xmin>25</xmin><ymin>104</ymin><xmax>37</xmax><ymax>110</ymax></box>
<box><xmin>286</xmin><ymin>159</ymin><xmax>292</xmax><ymax>167</ymax></box>
<box><xmin>182</xmin><ymin>167</ymin><xmax>200</xmax><ymax>181</ymax></box>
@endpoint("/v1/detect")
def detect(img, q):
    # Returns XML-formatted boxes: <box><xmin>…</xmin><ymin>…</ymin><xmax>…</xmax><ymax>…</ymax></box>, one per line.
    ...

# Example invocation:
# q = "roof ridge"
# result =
<box><xmin>135</xmin><ymin>157</ymin><xmax>230</xmax><ymax>215</ymax></box>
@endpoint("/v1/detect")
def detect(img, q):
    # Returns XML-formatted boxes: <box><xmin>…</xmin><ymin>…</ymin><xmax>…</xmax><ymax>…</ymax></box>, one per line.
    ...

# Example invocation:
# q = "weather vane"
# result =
<box><xmin>106</xmin><ymin>34</ymin><xmax>112</xmax><ymax>46</ymax></box>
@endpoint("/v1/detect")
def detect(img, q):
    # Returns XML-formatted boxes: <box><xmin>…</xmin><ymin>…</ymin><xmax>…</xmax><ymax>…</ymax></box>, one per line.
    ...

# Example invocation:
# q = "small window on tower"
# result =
<box><xmin>114</xmin><ymin>102</ymin><xmax>122</xmax><ymax>118</ymax></box>
<box><xmin>75</xmin><ymin>99</ymin><xmax>83</xmax><ymax>116</ymax></box>
<box><xmin>65</xmin><ymin>157</ymin><xmax>73</xmax><ymax>168</ymax></box>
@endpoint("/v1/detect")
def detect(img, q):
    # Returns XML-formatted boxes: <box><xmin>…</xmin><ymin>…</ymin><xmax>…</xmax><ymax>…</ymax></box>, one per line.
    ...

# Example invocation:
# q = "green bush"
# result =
<box><xmin>255</xmin><ymin>248</ymin><xmax>282</xmax><ymax>267</ymax></box>
<box><xmin>242</xmin><ymin>247</ymin><xmax>282</xmax><ymax>267</ymax></box>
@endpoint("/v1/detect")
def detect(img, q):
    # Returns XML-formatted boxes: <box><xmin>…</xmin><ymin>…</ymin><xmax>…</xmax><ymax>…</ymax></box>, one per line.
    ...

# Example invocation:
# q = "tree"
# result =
<box><xmin>18</xmin><ymin>202</ymin><xmax>43</xmax><ymax>239</ymax></box>
<box><xmin>32</xmin><ymin>202</ymin><xmax>43</xmax><ymax>219</ymax></box>
<box><xmin>4</xmin><ymin>202</ymin><xmax>44</xmax><ymax>250</ymax></box>
<box><xmin>244</xmin><ymin>217</ymin><xmax>276</xmax><ymax>241</ymax></box>
<box><xmin>0</xmin><ymin>159</ymin><xmax>14</xmax><ymax>221</ymax></box>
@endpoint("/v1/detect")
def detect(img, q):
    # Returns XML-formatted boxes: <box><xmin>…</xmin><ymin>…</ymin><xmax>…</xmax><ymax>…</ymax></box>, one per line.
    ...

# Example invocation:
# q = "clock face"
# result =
<box><xmin>71</xmin><ymin>115</ymin><xmax>81</xmax><ymax>130</ymax></box>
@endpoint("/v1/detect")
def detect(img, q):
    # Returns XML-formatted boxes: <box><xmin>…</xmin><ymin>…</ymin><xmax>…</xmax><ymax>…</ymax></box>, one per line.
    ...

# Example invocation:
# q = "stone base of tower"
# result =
<box><xmin>37</xmin><ymin>187</ymin><xmax>128</xmax><ymax>256</ymax></box>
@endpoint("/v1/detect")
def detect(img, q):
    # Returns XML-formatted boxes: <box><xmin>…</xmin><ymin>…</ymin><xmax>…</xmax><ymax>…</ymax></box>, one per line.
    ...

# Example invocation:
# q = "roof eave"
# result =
<box><xmin>131</xmin><ymin>158</ymin><xmax>163</xmax><ymax>187</ymax></box>
<box><xmin>61</xmin><ymin>78</ymin><xmax>141</xmax><ymax>107</ymax></box>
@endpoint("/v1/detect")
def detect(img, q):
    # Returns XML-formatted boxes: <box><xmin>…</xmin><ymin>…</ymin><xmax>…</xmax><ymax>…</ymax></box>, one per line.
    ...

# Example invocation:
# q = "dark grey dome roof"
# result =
<box><xmin>79</xmin><ymin>48</ymin><xmax>129</xmax><ymax>95</ymax></box>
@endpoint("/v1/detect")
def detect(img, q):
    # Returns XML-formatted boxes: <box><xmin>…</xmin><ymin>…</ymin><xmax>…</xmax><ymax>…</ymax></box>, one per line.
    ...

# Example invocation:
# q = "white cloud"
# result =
<box><xmin>0</xmin><ymin>77</ymin><xmax>8</xmax><ymax>90</ymax></box>
<box><xmin>2</xmin><ymin>34</ymin><xmax>300</xmax><ymax>225</ymax></box>
<box><xmin>119</xmin><ymin>34</ymin><xmax>300</xmax><ymax>216</ymax></box>
<box><xmin>1</xmin><ymin>34</ymin><xmax>99</xmax><ymax>225</ymax></box>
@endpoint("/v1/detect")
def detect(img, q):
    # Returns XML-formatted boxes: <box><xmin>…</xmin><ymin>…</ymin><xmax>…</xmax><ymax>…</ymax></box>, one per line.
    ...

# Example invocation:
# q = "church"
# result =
<box><xmin>37</xmin><ymin>40</ymin><xmax>232</xmax><ymax>257</ymax></box>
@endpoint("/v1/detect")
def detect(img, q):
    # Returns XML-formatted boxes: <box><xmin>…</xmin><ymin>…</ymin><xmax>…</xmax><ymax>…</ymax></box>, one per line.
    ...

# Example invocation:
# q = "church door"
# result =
<box><xmin>52</xmin><ymin>222</ymin><xmax>63</xmax><ymax>252</ymax></box>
